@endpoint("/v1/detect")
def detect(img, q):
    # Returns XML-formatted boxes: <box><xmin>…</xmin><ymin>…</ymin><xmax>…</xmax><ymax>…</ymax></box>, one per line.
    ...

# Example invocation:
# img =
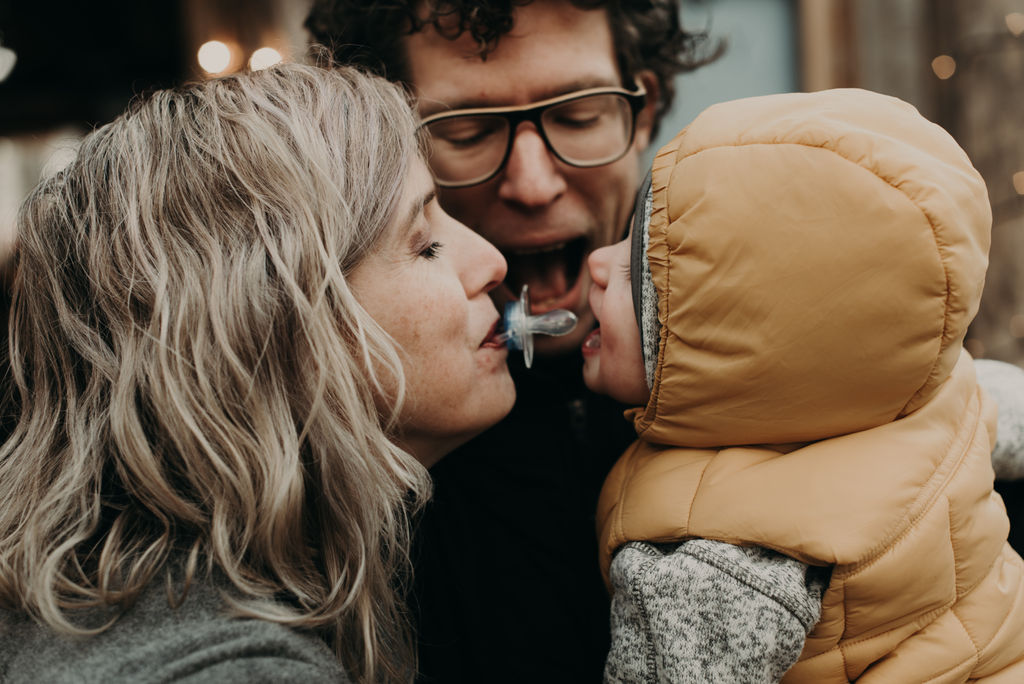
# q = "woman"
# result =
<box><xmin>0</xmin><ymin>63</ymin><xmax>514</xmax><ymax>683</ymax></box>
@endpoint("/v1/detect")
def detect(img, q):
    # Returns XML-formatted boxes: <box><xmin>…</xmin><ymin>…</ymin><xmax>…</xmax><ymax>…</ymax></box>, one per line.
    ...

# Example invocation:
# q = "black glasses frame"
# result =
<box><xmin>420</xmin><ymin>81</ymin><xmax>648</xmax><ymax>188</ymax></box>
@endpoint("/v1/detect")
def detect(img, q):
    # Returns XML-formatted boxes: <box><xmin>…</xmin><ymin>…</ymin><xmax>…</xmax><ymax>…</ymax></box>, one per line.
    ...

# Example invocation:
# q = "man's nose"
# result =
<box><xmin>497</xmin><ymin>123</ymin><xmax>567</xmax><ymax>209</ymax></box>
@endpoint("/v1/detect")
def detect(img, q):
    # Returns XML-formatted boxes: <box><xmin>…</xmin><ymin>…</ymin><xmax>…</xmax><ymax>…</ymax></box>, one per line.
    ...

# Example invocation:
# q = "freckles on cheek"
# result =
<box><xmin>388</xmin><ymin>307</ymin><xmax>424</xmax><ymax>347</ymax></box>
<box><xmin>391</xmin><ymin>302</ymin><xmax>453</xmax><ymax>368</ymax></box>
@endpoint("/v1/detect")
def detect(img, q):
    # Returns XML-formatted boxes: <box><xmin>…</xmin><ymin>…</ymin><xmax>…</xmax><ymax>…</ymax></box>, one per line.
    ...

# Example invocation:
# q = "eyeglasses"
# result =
<box><xmin>420</xmin><ymin>82</ymin><xmax>648</xmax><ymax>188</ymax></box>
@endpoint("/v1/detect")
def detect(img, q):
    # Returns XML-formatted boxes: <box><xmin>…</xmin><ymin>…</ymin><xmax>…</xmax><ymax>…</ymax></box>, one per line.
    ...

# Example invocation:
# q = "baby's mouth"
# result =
<box><xmin>503</xmin><ymin>237</ymin><xmax>587</xmax><ymax>310</ymax></box>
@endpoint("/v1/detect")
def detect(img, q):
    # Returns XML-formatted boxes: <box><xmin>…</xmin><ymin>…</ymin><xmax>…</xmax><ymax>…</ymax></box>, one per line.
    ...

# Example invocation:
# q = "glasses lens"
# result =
<box><xmin>542</xmin><ymin>94</ymin><xmax>633</xmax><ymax>166</ymax></box>
<box><xmin>424</xmin><ymin>115</ymin><xmax>510</xmax><ymax>186</ymax></box>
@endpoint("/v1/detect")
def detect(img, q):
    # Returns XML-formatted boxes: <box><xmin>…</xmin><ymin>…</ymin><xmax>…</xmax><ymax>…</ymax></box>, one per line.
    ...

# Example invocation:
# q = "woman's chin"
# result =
<box><xmin>407</xmin><ymin>377</ymin><xmax>516</xmax><ymax>469</ymax></box>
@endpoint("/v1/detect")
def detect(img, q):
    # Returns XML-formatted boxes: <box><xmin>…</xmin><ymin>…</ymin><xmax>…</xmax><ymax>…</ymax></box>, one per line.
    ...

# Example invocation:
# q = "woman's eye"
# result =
<box><xmin>419</xmin><ymin>241</ymin><xmax>444</xmax><ymax>260</ymax></box>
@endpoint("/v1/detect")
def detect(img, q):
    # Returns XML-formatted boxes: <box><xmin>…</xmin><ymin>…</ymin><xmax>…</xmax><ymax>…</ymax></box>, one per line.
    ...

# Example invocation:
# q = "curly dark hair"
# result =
<box><xmin>304</xmin><ymin>0</ymin><xmax>723</xmax><ymax>136</ymax></box>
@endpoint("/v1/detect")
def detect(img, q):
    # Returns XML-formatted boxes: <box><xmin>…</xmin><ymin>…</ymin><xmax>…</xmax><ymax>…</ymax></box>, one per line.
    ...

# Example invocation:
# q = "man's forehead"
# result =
<box><xmin>415</xmin><ymin>76</ymin><xmax>623</xmax><ymax>117</ymax></box>
<box><xmin>403</xmin><ymin>1</ymin><xmax>620</xmax><ymax>114</ymax></box>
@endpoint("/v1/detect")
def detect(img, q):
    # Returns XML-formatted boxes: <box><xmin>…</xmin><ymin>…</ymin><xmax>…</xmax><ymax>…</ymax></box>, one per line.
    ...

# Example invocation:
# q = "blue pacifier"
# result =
<box><xmin>493</xmin><ymin>285</ymin><xmax>578</xmax><ymax>368</ymax></box>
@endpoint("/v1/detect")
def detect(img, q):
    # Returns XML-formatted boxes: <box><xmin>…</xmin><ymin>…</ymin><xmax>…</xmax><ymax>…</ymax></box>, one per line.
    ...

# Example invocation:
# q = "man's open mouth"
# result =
<box><xmin>503</xmin><ymin>237</ymin><xmax>588</xmax><ymax>309</ymax></box>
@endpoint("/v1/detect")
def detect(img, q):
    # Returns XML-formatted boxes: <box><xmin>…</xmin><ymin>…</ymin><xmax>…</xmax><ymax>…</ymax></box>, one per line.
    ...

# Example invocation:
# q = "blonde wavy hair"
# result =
<box><xmin>0</xmin><ymin>62</ymin><xmax>431</xmax><ymax>683</ymax></box>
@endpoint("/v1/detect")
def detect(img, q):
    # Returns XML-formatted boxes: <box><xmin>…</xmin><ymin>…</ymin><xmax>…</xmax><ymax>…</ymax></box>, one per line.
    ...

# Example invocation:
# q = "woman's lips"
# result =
<box><xmin>581</xmin><ymin>327</ymin><xmax>601</xmax><ymax>356</ymax></box>
<box><xmin>480</xmin><ymin>319</ymin><xmax>504</xmax><ymax>348</ymax></box>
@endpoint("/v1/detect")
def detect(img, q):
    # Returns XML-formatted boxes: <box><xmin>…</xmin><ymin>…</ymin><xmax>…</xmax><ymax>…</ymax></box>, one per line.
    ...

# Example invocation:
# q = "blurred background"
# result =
<box><xmin>1</xmin><ymin>0</ymin><xmax>1022</xmax><ymax>365</ymax></box>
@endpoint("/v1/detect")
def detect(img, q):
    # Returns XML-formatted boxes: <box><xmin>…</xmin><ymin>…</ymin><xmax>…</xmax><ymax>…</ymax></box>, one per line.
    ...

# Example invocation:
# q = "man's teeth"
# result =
<box><xmin>508</xmin><ymin>241</ymin><xmax>569</xmax><ymax>256</ymax></box>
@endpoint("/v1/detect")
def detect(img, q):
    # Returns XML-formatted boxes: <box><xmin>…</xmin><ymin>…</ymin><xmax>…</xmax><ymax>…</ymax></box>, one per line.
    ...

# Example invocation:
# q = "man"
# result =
<box><xmin>306</xmin><ymin>2</ymin><xmax>1024</xmax><ymax>682</ymax></box>
<box><xmin>306</xmin><ymin>2</ymin><xmax>718</xmax><ymax>681</ymax></box>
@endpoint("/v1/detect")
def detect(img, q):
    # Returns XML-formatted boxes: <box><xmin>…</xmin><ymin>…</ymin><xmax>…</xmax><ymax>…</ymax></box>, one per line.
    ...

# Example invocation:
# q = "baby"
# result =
<box><xmin>585</xmin><ymin>88</ymin><xmax>1024</xmax><ymax>682</ymax></box>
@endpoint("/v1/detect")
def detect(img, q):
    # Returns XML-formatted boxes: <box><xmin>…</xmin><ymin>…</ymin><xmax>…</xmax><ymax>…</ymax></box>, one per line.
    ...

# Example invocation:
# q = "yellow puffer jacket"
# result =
<box><xmin>596</xmin><ymin>89</ymin><xmax>1024</xmax><ymax>681</ymax></box>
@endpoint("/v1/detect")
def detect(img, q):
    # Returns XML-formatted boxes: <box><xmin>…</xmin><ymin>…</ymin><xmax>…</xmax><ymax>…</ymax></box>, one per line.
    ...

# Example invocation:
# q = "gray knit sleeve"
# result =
<box><xmin>976</xmin><ymin>359</ymin><xmax>1024</xmax><ymax>480</ymax></box>
<box><xmin>605</xmin><ymin>539</ymin><xmax>825</xmax><ymax>684</ymax></box>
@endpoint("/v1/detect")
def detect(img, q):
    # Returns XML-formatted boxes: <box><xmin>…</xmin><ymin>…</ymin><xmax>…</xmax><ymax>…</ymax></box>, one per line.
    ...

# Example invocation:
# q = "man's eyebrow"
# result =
<box><xmin>418</xmin><ymin>78</ymin><xmax>622</xmax><ymax>117</ymax></box>
<box><xmin>398</xmin><ymin>188</ymin><xmax>436</xmax><ymax>239</ymax></box>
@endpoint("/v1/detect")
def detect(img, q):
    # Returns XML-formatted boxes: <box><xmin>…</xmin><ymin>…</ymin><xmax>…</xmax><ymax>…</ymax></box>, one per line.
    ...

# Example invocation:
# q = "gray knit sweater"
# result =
<box><xmin>606</xmin><ymin>540</ymin><xmax>827</xmax><ymax>683</ymax></box>
<box><xmin>604</xmin><ymin>358</ymin><xmax>1024</xmax><ymax>683</ymax></box>
<box><xmin>0</xmin><ymin>577</ymin><xmax>350</xmax><ymax>683</ymax></box>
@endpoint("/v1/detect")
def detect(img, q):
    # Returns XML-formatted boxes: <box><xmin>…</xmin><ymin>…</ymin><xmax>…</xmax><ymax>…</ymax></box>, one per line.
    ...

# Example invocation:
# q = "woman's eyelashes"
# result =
<box><xmin>419</xmin><ymin>240</ymin><xmax>444</xmax><ymax>260</ymax></box>
<box><xmin>409</xmin><ymin>221</ymin><xmax>443</xmax><ymax>261</ymax></box>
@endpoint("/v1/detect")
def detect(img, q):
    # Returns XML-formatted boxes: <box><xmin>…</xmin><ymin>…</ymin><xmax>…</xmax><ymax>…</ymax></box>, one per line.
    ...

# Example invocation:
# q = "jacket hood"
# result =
<box><xmin>633</xmin><ymin>88</ymin><xmax>991</xmax><ymax>448</ymax></box>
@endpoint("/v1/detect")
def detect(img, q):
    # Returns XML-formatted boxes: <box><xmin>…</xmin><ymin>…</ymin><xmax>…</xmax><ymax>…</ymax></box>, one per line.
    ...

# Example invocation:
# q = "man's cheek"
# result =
<box><xmin>437</xmin><ymin>187</ymin><xmax>486</xmax><ymax>230</ymax></box>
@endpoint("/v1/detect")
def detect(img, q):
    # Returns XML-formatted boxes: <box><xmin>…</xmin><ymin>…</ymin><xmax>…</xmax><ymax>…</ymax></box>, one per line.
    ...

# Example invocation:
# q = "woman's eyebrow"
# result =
<box><xmin>398</xmin><ymin>189</ymin><xmax>436</xmax><ymax>238</ymax></box>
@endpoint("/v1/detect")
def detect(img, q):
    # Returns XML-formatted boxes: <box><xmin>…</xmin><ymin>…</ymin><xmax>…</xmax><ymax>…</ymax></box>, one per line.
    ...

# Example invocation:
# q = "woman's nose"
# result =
<box><xmin>457</xmin><ymin>220</ymin><xmax>507</xmax><ymax>295</ymax></box>
<box><xmin>497</xmin><ymin>123</ymin><xmax>567</xmax><ymax>209</ymax></box>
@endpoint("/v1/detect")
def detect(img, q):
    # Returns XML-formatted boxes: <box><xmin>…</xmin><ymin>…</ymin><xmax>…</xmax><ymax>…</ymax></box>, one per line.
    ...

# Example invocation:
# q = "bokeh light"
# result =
<box><xmin>1013</xmin><ymin>171</ymin><xmax>1024</xmax><ymax>195</ymax></box>
<box><xmin>249</xmin><ymin>47</ymin><xmax>283</xmax><ymax>71</ymax></box>
<box><xmin>931</xmin><ymin>55</ymin><xmax>956</xmax><ymax>80</ymax></box>
<box><xmin>197</xmin><ymin>40</ymin><xmax>232</xmax><ymax>74</ymax></box>
<box><xmin>0</xmin><ymin>45</ymin><xmax>16</xmax><ymax>83</ymax></box>
<box><xmin>1006</xmin><ymin>13</ymin><xmax>1024</xmax><ymax>37</ymax></box>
